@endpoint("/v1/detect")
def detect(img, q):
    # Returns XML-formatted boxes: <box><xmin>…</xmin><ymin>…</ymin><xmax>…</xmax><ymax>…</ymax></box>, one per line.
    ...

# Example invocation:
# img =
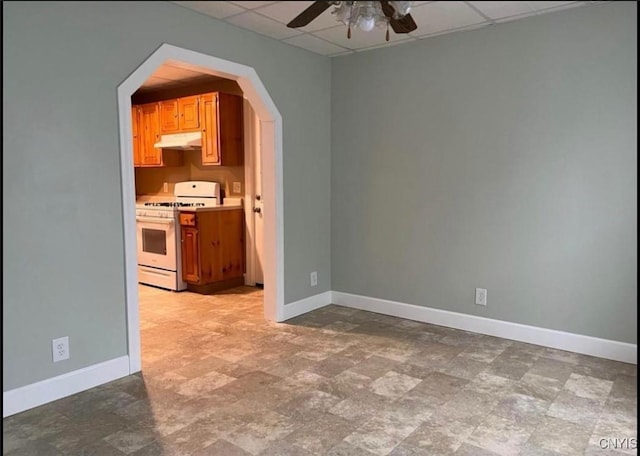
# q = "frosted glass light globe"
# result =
<box><xmin>358</xmin><ymin>16</ymin><xmax>376</xmax><ymax>32</ymax></box>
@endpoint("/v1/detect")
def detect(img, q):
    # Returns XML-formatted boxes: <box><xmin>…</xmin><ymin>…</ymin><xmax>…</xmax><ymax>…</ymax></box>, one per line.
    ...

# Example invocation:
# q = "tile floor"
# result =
<box><xmin>3</xmin><ymin>285</ymin><xmax>637</xmax><ymax>455</ymax></box>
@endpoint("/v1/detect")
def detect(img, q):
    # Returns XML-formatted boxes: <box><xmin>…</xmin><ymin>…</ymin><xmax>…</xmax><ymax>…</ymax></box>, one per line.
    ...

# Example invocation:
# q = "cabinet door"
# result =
<box><xmin>178</xmin><ymin>96</ymin><xmax>200</xmax><ymax>131</ymax></box>
<box><xmin>218</xmin><ymin>93</ymin><xmax>244</xmax><ymax>166</ymax></box>
<box><xmin>220</xmin><ymin>210</ymin><xmax>245</xmax><ymax>280</ymax></box>
<box><xmin>140</xmin><ymin>103</ymin><xmax>162</xmax><ymax>166</ymax></box>
<box><xmin>132</xmin><ymin>106</ymin><xmax>142</xmax><ymax>167</ymax></box>
<box><xmin>200</xmin><ymin>93</ymin><xmax>220</xmax><ymax>165</ymax></box>
<box><xmin>181</xmin><ymin>226</ymin><xmax>200</xmax><ymax>283</ymax></box>
<box><xmin>159</xmin><ymin>100</ymin><xmax>179</xmax><ymax>133</ymax></box>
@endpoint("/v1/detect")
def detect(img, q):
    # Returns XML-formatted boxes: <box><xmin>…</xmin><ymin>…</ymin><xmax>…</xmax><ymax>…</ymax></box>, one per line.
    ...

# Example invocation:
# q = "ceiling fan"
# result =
<box><xmin>287</xmin><ymin>1</ymin><xmax>418</xmax><ymax>41</ymax></box>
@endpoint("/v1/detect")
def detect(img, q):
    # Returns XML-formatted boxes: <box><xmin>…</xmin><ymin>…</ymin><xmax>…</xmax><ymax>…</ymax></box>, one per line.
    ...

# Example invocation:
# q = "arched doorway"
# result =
<box><xmin>117</xmin><ymin>43</ymin><xmax>284</xmax><ymax>374</ymax></box>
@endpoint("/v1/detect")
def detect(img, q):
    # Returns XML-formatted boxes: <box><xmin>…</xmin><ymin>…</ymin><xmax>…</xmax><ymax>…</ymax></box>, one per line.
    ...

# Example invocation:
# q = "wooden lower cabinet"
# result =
<box><xmin>180</xmin><ymin>209</ymin><xmax>245</xmax><ymax>291</ymax></box>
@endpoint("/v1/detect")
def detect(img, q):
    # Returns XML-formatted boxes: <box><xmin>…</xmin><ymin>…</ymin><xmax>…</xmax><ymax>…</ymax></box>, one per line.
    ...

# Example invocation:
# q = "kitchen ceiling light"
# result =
<box><xmin>333</xmin><ymin>1</ymin><xmax>412</xmax><ymax>40</ymax></box>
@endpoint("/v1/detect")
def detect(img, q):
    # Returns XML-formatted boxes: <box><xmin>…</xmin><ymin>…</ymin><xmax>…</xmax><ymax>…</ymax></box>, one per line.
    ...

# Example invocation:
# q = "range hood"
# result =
<box><xmin>154</xmin><ymin>132</ymin><xmax>202</xmax><ymax>149</ymax></box>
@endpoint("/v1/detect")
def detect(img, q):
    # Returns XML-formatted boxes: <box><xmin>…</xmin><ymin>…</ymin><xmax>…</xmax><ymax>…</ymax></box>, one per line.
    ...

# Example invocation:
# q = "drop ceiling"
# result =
<box><xmin>172</xmin><ymin>1</ymin><xmax>603</xmax><ymax>56</ymax></box>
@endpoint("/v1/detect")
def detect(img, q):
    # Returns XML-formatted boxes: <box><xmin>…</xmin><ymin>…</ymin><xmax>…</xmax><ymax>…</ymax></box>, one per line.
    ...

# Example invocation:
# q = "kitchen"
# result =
<box><xmin>132</xmin><ymin>63</ymin><xmax>264</xmax><ymax>319</ymax></box>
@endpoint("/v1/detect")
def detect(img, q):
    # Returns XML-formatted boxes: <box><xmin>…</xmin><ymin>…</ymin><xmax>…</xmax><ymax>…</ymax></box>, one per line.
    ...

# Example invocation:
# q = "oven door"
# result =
<box><xmin>136</xmin><ymin>215</ymin><xmax>177</xmax><ymax>271</ymax></box>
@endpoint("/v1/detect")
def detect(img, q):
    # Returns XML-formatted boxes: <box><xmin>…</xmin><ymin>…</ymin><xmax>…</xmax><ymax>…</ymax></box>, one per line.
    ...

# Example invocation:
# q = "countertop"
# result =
<box><xmin>178</xmin><ymin>203</ymin><xmax>242</xmax><ymax>212</ymax></box>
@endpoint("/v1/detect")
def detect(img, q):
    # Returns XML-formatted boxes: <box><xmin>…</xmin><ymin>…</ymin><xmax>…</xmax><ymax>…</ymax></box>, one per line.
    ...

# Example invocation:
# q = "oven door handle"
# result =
<box><xmin>135</xmin><ymin>216</ymin><xmax>174</xmax><ymax>225</ymax></box>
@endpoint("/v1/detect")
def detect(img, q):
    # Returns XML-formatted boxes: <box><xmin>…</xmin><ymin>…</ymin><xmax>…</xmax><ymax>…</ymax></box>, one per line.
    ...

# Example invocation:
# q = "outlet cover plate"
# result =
<box><xmin>310</xmin><ymin>271</ymin><xmax>318</xmax><ymax>287</ymax></box>
<box><xmin>52</xmin><ymin>336</ymin><xmax>70</xmax><ymax>362</ymax></box>
<box><xmin>233</xmin><ymin>182</ymin><xmax>242</xmax><ymax>194</ymax></box>
<box><xmin>475</xmin><ymin>288</ymin><xmax>487</xmax><ymax>306</ymax></box>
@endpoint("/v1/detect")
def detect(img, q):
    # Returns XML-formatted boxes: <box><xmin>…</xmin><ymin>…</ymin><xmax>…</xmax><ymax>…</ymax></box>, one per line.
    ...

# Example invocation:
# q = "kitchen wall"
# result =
<box><xmin>3</xmin><ymin>1</ymin><xmax>331</xmax><ymax>391</ymax></box>
<box><xmin>332</xmin><ymin>2</ymin><xmax>637</xmax><ymax>343</ymax></box>
<box><xmin>134</xmin><ymin>158</ymin><xmax>244</xmax><ymax>199</ymax></box>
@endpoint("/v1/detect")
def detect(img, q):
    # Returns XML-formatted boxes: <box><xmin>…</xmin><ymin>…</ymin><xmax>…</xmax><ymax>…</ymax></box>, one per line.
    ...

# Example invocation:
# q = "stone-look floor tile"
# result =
<box><xmin>368</xmin><ymin>371</ymin><xmax>422</xmax><ymax>398</ymax></box>
<box><xmin>196</xmin><ymin>439</ymin><xmax>253</xmax><ymax>455</ymax></box>
<box><xmin>513</xmin><ymin>373</ymin><xmax>564</xmax><ymax>402</ymax></box>
<box><xmin>348</xmin><ymin>355</ymin><xmax>401</xmax><ymax>380</ymax></box>
<box><xmin>259</xmin><ymin>440</ymin><xmax>316</xmax><ymax>455</ymax></box>
<box><xmin>546</xmin><ymin>391</ymin><xmax>603</xmax><ymax>427</ymax></box>
<box><xmin>403</xmin><ymin>416</ymin><xmax>476</xmax><ymax>455</ymax></box>
<box><xmin>529</xmin><ymin>416</ymin><xmax>594</xmax><ymax>455</ymax></box>
<box><xmin>318</xmin><ymin>370</ymin><xmax>373</xmax><ymax>399</ymax></box>
<box><xmin>309</xmin><ymin>355</ymin><xmax>359</xmax><ymax>378</ymax></box>
<box><xmin>526</xmin><ymin>357</ymin><xmax>576</xmax><ymax>383</ymax></box>
<box><xmin>344</xmin><ymin>425</ymin><xmax>402</xmax><ymax>456</ymax></box>
<box><xmin>102</xmin><ymin>427</ymin><xmax>158</xmax><ymax>455</ymax></box>
<box><xmin>464</xmin><ymin>371</ymin><xmax>515</xmax><ymax>397</ymax></box>
<box><xmin>441</xmin><ymin>356</ymin><xmax>490</xmax><ymax>380</ymax></box>
<box><xmin>491</xmin><ymin>392</ymin><xmax>550</xmax><ymax>426</ymax></box>
<box><xmin>360</xmin><ymin>408</ymin><xmax>424</xmax><ymax>440</ymax></box>
<box><xmin>387</xmin><ymin>442</ymin><xmax>431</xmax><ymax>455</ymax></box>
<box><xmin>3</xmin><ymin>438</ymin><xmax>69</xmax><ymax>456</ymax></box>
<box><xmin>408</xmin><ymin>343</ymin><xmax>464</xmax><ymax>369</ymax></box>
<box><xmin>410</xmin><ymin>372</ymin><xmax>469</xmax><ymax>400</ymax></box>
<box><xmin>175</xmin><ymin>370</ymin><xmax>236</xmax><ymax>397</ymax></box>
<box><xmin>485</xmin><ymin>358</ymin><xmax>532</xmax><ymax>381</ymax></box>
<box><xmin>457</xmin><ymin>345</ymin><xmax>506</xmax><ymax>364</ymax></box>
<box><xmin>276</xmin><ymin>389</ymin><xmax>342</xmax><ymax>420</ymax></box>
<box><xmin>437</xmin><ymin>390</ymin><xmax>500</xmax><ymax>425</ymax></box>
<box><xmin>327</xmin><ymin>440</ymin><xmax>378</xmax><ymax>455</ymax></box>
<box><xmin>453</xmin><ymin>443</ymin><xmax>502</xmax><ymax>455</ymax></box>
<box><xmin>284</xmin><ymin>412</ymin><xmax>357</xmax><ymax>454</ymax></box>
<box><xmin>392</xmin><ymin>396</ymin><xmax>436</xmax><ymax>422</ymax></box>
<box><xmin>563</xmin><ymin>373</ymin><xmax>614</xmax><ymax>404</ymax></box>
<box><xmin>467</xmin><ymin>413</ymin><xmax>535</xmax><ymax>456</ymax></box>
<box><xmin>329</xmin><ymin>390</ymin><xmax>395</xmax><ymax>424</ymax></box>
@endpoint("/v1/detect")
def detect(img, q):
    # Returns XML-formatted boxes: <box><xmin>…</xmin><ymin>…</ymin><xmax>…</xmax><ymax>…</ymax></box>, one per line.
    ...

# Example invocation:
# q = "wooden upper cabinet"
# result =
<box><xmin>159</xmin><ymin>99</ymin><xmax>179</xmax><ymax>133</ymax></box>
<box><xmin>200</xmin><ymin>93</ymin><xmax>219</xmax><ymax>165</ymax></box>
<box><xmin>133</xmin><ymin>102</ymin><xmax>183</xmax><ymax>168</ymax></box>
<box><xmin>159</xmin><ymin>96</ymin><xmax>200</xmax><ymax>133</ymax></box>
<box><xmin>178</xmin><ymin>96</ymin><xmax>200</xmax><ymax>131</ymax></box>
<box><xmin>132</xmin><ymin>106</ymin><xmax>142</xmax><ymax>167</ymax></box>
<box><xmin>139</xmin><ymin>103</ymin><xmax>162</xmax><ymax>166</ymax></box>
<box><xmin>200</xmin><ymin>92</ymin><xmax>243</xmax><ymax>166</ymax></box>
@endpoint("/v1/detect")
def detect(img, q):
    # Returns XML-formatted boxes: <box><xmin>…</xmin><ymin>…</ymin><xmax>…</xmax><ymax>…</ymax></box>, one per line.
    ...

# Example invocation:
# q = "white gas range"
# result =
<box><xmin>135</xmin><ymin>181</ymin><xmax>221</xmax><ymax>291</ymax></box>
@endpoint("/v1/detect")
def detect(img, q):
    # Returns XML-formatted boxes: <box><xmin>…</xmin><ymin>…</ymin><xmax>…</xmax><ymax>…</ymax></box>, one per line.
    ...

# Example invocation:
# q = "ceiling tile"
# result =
<box><xmin>226</xmin><ymin>11</ymin><xmax>303</xmax><ymax>39</ymax></box>
<box><xmin>528</xmin><ymin>1</ymin><xmax>578</xmax><ymax>10</ymax></box>
<box><xmin>229</xmin><ymin>1</ymin><xmax>277</xmax><ymax>9</ymax></box>
<box><xmin>256</xmin><ymin>1</ymin><xmax>342</xmax><ymax>32</ymax></box>
<box><xmin>408</xmin><ymin>1</ymin><xmax>488</xmax><ymax>37</ymax></box>
<box><xmin>467</xmin><ymin>1</ymin><xmax>537</xmax><ymax>19</ymax></box>
<box><xmin>314</xmin><ymin>25</ymin><xmax>414</xmax><ymax>51</ymax></box>
<box><xmin>172</xmin><ymin>1</ymin><xmax>245</xmax><ymax>19</ymax></box>
<box><xmin>283</xmin><ymin>33</ymin><xmax>349</xmax><ymax>55</ymax></box>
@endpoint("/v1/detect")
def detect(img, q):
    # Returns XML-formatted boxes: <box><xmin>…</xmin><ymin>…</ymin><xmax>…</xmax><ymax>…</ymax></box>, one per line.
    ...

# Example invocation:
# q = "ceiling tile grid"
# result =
<box><xmin>171</xmin><ymin>1</ymin><xmax>603</xmax><ymax>56</ymax></box>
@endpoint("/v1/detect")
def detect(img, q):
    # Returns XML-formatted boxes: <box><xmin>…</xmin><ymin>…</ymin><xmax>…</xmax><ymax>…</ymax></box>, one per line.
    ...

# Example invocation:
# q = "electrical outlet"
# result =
<box><xmin>310</xmin><ymin>271</ymin><xmax>318</xmax><ymax>287</ymax></box>
<box><xmin>475</xmin><ymin>288</ymin><xmax>487</xmax><ymax>306</ymax></box>
<box><xmin>233</xmin><ymin>181</ymin><xmax>242</xmax><ymax>194</ymax></box>
<box><xmin>52</xmin><ymin>336</ymin><xmax>70</xmax><ymax>362</ymax></box>
<box><xmin>163</xmin><ymin>182</ymin><xmax>169</xmax><ymax>193</ymax></box>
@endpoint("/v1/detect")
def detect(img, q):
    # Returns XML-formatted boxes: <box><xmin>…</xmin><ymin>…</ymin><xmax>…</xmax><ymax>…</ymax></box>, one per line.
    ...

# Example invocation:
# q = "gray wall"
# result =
<box><xmin>3</xmin><ymin>1</ymin><xmax>331</xmax><ymax>391</ymax></box>
<box><xmin>331</xmin><ymin>2</ymin><xmax>637</xmax><ymax>343</ymax></box>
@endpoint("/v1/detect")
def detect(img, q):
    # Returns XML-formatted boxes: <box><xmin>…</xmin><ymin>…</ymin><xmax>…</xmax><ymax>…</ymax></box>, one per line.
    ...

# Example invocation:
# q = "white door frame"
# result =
<box><xmin>117</xmin><ymin>43</ymin><xmax>285</xmax><ymax>374</ymax></box>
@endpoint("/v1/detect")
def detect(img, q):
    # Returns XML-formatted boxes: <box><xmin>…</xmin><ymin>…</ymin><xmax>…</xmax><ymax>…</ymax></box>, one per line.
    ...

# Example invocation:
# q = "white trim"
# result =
<box><xmin>3</xmin><ymin>356</ymin><xmax>130</xmax><ymax>418</ymax></box>
<box><xmin>331</xmin><ymin>291</ymin><xmax>637</xmax><ymax>364</ymax></box>
<box><xmin>283</xmin><ymin>291</ymin><xmax>333</xmax><ymax>320</ymax></box>
<box><xmin>243</xmin><ymin>99</ymin><xmax>256</xmax><ymax>287</ymax></box>
<box><xmin>117</xmin><ymin>43</ymin><xmax>286</xmax><ymax>374</ymax></box>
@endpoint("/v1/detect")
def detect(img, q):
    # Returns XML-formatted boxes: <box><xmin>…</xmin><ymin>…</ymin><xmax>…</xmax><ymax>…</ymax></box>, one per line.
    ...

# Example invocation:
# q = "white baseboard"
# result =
<box><xmin>283</xmin><ymin>291</ymin><xmax>332</xmax><ymax>320</ymax></box>
<box><xmin>331</xmin><ymin>291</ymin><xmax>637</xmax><ymax>365</ymax></box>
<box><xmin>3</xmin><ymin>356</ymin><xmax>130</xmax><ymax>418</ymax></box>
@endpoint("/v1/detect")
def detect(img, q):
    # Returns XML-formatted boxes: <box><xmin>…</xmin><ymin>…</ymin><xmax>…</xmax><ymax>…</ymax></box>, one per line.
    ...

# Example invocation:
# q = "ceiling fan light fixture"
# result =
<box><xmin>332</xmin><ymin>1</ymin><xmax>412</xmax><ymax>36</ymax></box>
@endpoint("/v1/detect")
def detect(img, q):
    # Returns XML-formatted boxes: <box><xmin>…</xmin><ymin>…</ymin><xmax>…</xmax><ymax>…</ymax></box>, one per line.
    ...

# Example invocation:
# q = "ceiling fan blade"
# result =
<box><xmin>379</xmin><ymin>1</ymin><xmax>418</xmax><ymax>33</ymax></box>
<box><xmin>287</xmin><ymin>1</ymin><xmax>332</xmax><ymax>28</ymax></box>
